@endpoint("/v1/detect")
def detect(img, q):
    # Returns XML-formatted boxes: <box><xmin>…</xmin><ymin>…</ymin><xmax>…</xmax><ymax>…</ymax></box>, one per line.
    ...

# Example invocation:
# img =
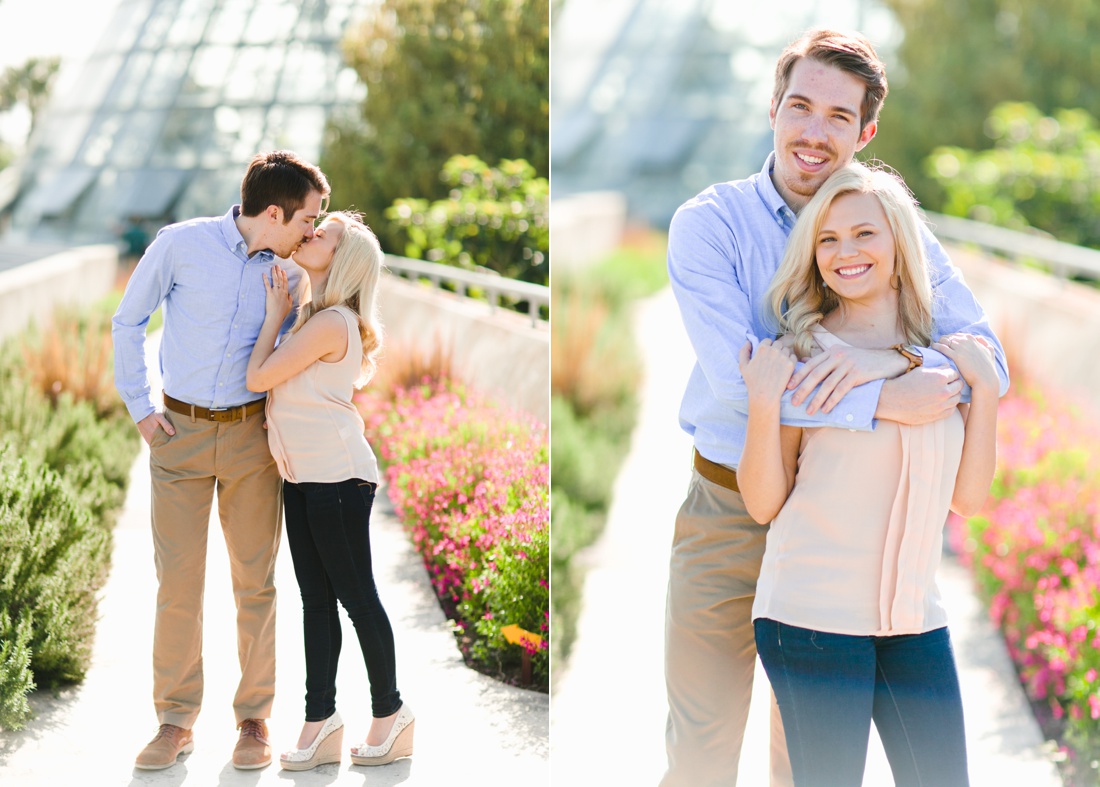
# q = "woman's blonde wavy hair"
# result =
<box><xmin>291</xmin><ymin>211</ymin><xmax>384</xmax><ymax>386</ymax></box>
<box><xmin>767</xmin><ymin>163</ymin><xmax>933</xmax><ymax>357</ymax></box>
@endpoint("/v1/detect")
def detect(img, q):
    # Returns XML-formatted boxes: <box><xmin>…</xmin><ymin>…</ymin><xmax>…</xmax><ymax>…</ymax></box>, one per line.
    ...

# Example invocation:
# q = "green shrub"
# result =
<box><xmin>0</xmin><ymin>377</ymin><xmax>136</xmax><ymax>525</ymax></box>
<box><xmin>0</xmin><ymin>293</ymin><xmax>142</xmax><ymax>730</ymax></box>
<box><xmin>927</xmin><ymin>102</ymin><xmax>1100</xmax><ymax>252</ymax></box>
<box><xmin>387</xmin><ymin>155</ymin><xmax>549</xmax><ymax>286</ymax></box>
<box><xmin>0</xmin><ymin>609</ymin><xmax>35</xmax><ymax>731</ymax></box>
<box><xmin>0</xmin><ymin>442</ymin><xmax>109</xmax><ymax>691</ymax></box>
<box><xmin>469</xmin><ymin>528</ymin><xmax>550</xmax><ymax>687</ymax></box>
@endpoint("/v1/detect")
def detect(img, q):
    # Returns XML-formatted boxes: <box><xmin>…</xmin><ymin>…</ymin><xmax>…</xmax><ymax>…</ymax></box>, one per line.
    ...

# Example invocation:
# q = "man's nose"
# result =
<box><xmin>802</xmin><ymin>113</ymin><xmax>828</xmax><ymax>143</ymax></box>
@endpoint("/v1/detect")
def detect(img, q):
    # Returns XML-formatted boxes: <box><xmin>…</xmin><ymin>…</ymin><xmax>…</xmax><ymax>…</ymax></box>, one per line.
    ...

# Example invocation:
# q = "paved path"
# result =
<box><xmin>550</xmin><ymin>287</ymin><xmax>1062</xmax><ymax>786</ymax></box>
<box><xmin>0</xmin><ymin>336</ymin><xmax>548</xmax><ymax>786</ymax></box>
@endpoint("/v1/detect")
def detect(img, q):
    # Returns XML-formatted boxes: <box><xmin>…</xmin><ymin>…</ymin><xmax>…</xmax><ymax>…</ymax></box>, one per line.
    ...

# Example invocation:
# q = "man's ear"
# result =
<box><xmin>769</xmin><ymin>99</ymin><xmax>778</xmax><ymax>130</ymax></box>
<box><xmin>855</xmin><ymin>120</ymin><xmax>877</xmax><ymax>151</ymax></box>
<box><xmin>266</xmin><ymin>204</ymin><xmax>282</xmax><ymax>223</ymax></box>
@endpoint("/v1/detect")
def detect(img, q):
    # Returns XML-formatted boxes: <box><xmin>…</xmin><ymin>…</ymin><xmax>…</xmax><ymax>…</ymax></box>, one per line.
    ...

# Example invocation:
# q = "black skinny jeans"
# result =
<box><xmin>283</xmin><ymin>478</ymin><xmax>401</xmax><ymax>721</ymax></box>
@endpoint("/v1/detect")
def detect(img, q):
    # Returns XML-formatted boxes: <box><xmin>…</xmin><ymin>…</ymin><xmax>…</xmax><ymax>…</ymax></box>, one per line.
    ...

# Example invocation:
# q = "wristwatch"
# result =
<box><xmin>891</xmin><ymin>344</ymin><xmax>923</xmax><ymax>373</ymax></box>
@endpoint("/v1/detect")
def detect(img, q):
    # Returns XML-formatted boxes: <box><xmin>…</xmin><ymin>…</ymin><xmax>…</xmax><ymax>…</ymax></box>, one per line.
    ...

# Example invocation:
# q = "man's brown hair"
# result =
<box><xmin>240</xmin><ymin>150</ymin><xmax>330</xmax><ymax>221</ymax></box>
<box><xmin>772</xmin><ymin>28</ymin><xmax>888</xmax><ymax>133</ymax></box>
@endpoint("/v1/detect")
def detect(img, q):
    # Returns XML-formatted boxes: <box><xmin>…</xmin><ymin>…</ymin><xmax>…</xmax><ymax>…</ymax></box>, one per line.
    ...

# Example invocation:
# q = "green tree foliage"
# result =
<box><xmin>871</xmin><ymin>0</ymin><xmax>1100</xmax><ymax>208</ymax></box>
<box><xmin>323</xmin><ymin>0</ymin><xmax>549</xmax><ymax>250</ymax></box>
<box><xmin>926</xmin><ymin>102</ymin><xmax>1100</xmax><ymax>250</ymax></box>
<box><xmin>0</xmin><ymin>56</ymin><xmax>60</xmax><ymax>134</ymax></box>
<box><xmin>386</xmin><ymin>155</ymin><xmax>548</xmax><ymax>284</ymax></box>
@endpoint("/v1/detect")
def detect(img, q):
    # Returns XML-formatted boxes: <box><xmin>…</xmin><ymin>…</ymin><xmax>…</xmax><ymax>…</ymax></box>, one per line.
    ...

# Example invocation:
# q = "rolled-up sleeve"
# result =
<box><xmin>112</xmin><ymin>231</ymin><xmax>174</xmax><ymax>423</ymax></box>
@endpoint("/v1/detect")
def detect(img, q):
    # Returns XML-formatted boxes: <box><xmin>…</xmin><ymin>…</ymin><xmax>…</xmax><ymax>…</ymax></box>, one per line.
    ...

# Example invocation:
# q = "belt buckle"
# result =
<box><xmin>207</xmin><ymin>407</ymin><xmax>228</xmax><ymax>421</ymax></box>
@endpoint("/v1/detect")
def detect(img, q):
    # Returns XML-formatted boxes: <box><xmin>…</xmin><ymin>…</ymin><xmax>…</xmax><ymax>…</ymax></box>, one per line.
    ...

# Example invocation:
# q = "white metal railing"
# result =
<box><xmin>383</xmin><ymin>255</ymin><xmax>549</xmax><ymax>327</ymax></box>
<box><xmin>926</xmin><ymin>211</ymin><xmax>1100</xmax><ymax>281</ymax></box>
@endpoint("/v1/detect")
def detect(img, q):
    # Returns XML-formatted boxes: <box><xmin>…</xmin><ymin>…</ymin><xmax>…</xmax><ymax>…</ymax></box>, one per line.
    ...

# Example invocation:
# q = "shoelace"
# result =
<box><xmin>151</xmin><ymin>724</ymin><xmax>181</xmax><ymax>743</ymax></box>
<box><xmin>238</xmin><ymin>719</ymin><xmax>267</xmax><ymax>741</ymax></box>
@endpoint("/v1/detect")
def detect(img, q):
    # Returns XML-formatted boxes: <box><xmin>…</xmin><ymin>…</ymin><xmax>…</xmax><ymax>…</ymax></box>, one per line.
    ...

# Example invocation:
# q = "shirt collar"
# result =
<box><xmin>756</xmin><ymin>152</ymin><xmax>798</xmax><ymax>231</ymax></box>
<box><xmin>220</xmin><ymin>205</ymin><xmax>274</xmax><ymax>261</ymax></box>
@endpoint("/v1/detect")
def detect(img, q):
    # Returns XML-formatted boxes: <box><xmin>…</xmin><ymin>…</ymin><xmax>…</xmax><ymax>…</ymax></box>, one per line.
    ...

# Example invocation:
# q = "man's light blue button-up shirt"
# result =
<box><xmin>113</xmin><ymin>206</ymin><xmax>301</xmax><ymax>423</ymax></box>
<box><xmin>668</xmin><ymin>153</ymin><xmax>1009</xmax><ymax>469</ymax></box>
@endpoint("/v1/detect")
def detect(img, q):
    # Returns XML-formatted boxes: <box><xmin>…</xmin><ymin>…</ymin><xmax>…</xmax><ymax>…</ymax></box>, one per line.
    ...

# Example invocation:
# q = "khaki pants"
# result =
<box><xmin>661</xmin><ymin>467</ymin><xmax>793</xmax><ymax>787</ymax></box>
<box><xmin>148</xmin><ymin>409</ymin><xmax>282</xmax><ymax>728</ymax></box>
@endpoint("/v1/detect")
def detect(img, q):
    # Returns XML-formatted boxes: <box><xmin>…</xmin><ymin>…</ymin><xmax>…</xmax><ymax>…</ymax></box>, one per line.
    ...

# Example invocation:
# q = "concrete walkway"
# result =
<box><xmin>550</xmin><ymin>287</ymin><xmax>1063</xmax><ymax>786</ymax></box>
<box><xmin>0</xmin><ymin>337</ymin><xmax>548</xmax><ymax>786</ymax></box>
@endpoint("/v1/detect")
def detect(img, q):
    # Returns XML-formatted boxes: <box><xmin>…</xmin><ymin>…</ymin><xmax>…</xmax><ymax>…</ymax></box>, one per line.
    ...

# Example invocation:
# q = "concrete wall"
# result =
<box><xmin>0</xmin><ymin>245</ymin><xmax>118</xmax><ymax>340</ymax></box>
<box><xmin>551</xmin><ymin>192</ymin><xmax>628</xmax><ymax>271</ymax></box>
<box><xmin>378</xmin><ymin>274</ymin><xmax>550</xmax><ymax>425</ymax></box>
<box><xmin>949</xmin><ymin>243</ymin><xmax>1100</xmax><ymax>410</ymax></box>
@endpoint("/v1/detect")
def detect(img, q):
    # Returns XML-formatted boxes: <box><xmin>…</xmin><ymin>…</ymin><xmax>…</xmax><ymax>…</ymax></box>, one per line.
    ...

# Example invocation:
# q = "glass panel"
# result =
<box><xmin>205</xmin><ymin>0</ymin><xmax>253</xmax><ymax>45</ymax></box>
<box><xmin>182</xmin><ymin>45</ymin><xmax>235</xmax><ymax>104</ymax></box>
<box><xmin>52</xmin><ymin>55</ymin><xmax>124</xmax><ymax>112</ymax></box>
<box><xmin>29</xmin><ymin>112</ymin><xmax>94</xmax><ymax>167</ymax></box>
<box><xmin>91</xmin><ymin>0</ymin><xmax>152</xmax><ymax>55</ymax></box>
<box><xmin>335</xmin><ymin>66</ymin><xmax>366</xmax><ymax>103</ymax></box>
<box><xmin>244</xmin><ymin>1</ymin><xmax>301</xmax><ymax>44</ymax></box>
<box><xmin>142</xmin><ymin>50</ymin><xmax>191</xmax><ymax>108</ymax></box>
<box><xmin>108</xmin><ymin>110</ymin><xmax>165</xmax><ymax>168</ymax></box>
<box><xmin>278</xmin><ymin>44</ymin><xmax>330</xmax><ymax>103</ymax></box>
<box><xmin>271</xmin><ymin>106</ymin><xmax>325</xmax><ymax>162</ymax></box>
<box><xmin>223</xmin><ymin>46</ymin><xmax>283</xmax><ymax>104</ymax></box>
<box><xmin>106</xmin><ymin>51</ymin><xmax>155</xmax><ymax>110</ymax></box>
<box><xmin>174</xmin><ymin>169</ymin><xmax>242</xmax><ymax>221</ymax></box>
<box><xmin>164</xmin><ymin>0</ymin><xmax>217</xmax><ymax>46</ymax></box>
<box><xmin>118</xmin><ymin>169</ymin><xmax>191</xmax><ymax>217</ymax></box>
<box><xmin>151</xmin><ymin>107</ymin><xmax>215</xmax><ymax>168</ymax></box>
<box><xmin>140</xmin><ymin>0</ymin><xmax>179</xmax><ymax>50</ymax></box>
<box><xmin>80</xmin><ymin>115</ymin><xmax>125</xmax><ymax>167</ymax></box>
<box><xmin>70</xmin><ymin>167</ymin><xmax>124</xmax><ymax>233</ymax></box>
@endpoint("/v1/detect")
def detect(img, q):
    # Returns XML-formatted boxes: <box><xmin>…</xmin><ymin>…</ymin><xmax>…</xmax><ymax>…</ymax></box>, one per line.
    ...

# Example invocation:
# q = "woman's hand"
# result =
<box><xmin>739</xmin><ymin>338</ymin><xmax>796</xmax><ymax>403</ymax></box>
<box><xmin>264</xmin><ymin>265</ymin><xmax>292</xmax><ymax>324</ymax></box>
<box><xmin>933</xmin><ymin>333</ymin><xmax>998</xmax><ymax>396</ymax></box>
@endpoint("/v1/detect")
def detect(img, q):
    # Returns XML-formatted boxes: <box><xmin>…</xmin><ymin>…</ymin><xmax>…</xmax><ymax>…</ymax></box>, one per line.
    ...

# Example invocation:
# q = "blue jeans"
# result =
<box><xmin>284</xmin><ymin>478</ymin><xmax>401</xmax><ymax>721</ymax></box>
<box><xmin>754</xmin><ymin>619</ymin><xmax>968</xmax><ymax>787</ymax></box>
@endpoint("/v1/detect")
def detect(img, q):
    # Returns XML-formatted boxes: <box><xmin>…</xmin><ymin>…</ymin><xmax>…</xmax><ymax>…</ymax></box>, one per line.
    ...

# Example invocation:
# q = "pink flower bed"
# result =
<box><xmin>356</xmin><ymin>381</ymin><xmax>549</xmax><ymax>685</ymax></box>
<box><xmin>948</xmin><ymin>385</ymin><xmax>1100</xmax><ymax>762</ymax></box>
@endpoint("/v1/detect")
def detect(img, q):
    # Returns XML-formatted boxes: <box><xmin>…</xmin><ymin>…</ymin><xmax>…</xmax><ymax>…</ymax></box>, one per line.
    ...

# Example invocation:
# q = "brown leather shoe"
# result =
<box><xmin>233</xmin><ymin>718</ymin><xmax>272</xmax><ymax>769</ymax></box>
<box><xmin>135</xmin><ymin>724</ymin><xmax>194</xmax><ymax>770</ymax></box>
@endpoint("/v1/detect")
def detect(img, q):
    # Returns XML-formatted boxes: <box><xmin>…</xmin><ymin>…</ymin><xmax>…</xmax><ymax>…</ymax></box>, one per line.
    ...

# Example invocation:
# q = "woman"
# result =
<box><xmin>246</xmin><ymin>211</ymin><xmax>414</xmax><ymax>771</ymax></box>
<box><xmin>738</xmin><ymin>163</ymin><xmax>999</xmax><ymax>786</ymax></box>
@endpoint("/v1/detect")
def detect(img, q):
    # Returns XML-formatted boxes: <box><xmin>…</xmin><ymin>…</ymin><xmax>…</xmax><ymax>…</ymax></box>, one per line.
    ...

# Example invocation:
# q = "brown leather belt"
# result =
<box><xmin>163</xmin><ymin>392</ymin><xmax>265</xmax><ymax>423</ymax></box>
<box><xmin>693</xmin><ymin>449</ymin><xmax>740</xmax><ymax>493</ymax></box>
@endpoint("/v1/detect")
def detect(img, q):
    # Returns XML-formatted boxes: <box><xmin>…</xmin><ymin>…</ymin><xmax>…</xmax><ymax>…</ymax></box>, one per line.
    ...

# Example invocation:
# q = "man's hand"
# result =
<box><xmin>137</xmin><ymin>411</ymin><xmax>175</xmax><ymax>445</ymax></box>
<box><xmin>876</xmin><ymin>366</ymin><xmax>963</xmax><ymax>425</ymax></box>
<box><xmin>788</xmin><ymin>345</ymin><xmax>909</xmax><ymax>415</ymax></box>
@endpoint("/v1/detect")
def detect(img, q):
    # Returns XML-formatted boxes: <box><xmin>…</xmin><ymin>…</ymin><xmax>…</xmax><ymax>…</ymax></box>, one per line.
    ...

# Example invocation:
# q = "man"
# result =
<box><xmin>663</xmin><ymin>29</ymin><xmax>1009</xmax><ymax>786</ymax></box>
<box><xmin>113</xmin><ymin>150</ymin><xmax>329</xmax><ymax>771</ymax></box>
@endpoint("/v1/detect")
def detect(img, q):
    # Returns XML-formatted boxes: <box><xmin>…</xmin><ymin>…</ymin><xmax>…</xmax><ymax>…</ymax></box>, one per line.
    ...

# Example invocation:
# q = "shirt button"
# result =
<box><xmin>845</xmin><ymin>414</ymin><xmax>854</xmax><ymax>422</ymax></box>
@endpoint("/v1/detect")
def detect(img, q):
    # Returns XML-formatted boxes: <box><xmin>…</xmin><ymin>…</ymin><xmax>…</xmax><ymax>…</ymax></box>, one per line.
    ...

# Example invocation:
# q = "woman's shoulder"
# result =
<box><xmin>317</xmin><ymin>304</ymin><xmax>359</xmax><ymax>328</ymax></box>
